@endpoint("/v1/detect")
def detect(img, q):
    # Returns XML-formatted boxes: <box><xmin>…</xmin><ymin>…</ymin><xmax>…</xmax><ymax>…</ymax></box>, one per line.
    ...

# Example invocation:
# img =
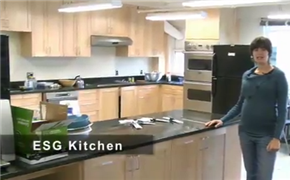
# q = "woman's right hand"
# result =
<box><xmin>205</xmin><ymin>119</ymin><xmax>223</xmax><ymax>128</ymax></box>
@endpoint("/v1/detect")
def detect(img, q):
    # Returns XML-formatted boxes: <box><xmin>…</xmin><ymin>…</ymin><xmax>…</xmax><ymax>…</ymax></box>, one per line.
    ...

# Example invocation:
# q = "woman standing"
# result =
<box><xmin>205</xmin><ymin>36</ymin><xmax>288</xmax><ymax>180</ymax></box>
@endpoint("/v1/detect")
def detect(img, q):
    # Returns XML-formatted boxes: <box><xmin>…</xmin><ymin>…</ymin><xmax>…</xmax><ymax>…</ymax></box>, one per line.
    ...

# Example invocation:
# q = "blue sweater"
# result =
<box><xmin>221</xmin><ymin>67</ymin><xmax>288</xmax><ymax>139</ymax></box>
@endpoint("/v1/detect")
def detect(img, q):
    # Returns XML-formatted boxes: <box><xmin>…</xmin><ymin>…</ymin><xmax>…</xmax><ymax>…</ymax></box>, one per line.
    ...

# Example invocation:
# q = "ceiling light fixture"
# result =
<box><xmin>58</xmin><ymin>0</ymin><xmax>122</xmax><ymax>13</ymax></box>
<box><xmin>182</xmin><ymin>0</ymin><xmax>286</xmax><ymax>8</ymax></box>
<box><xmin>145</xmin><ymin>11</ymin><xmax>207</xmax><ymax>21</ymax></box>
<box><xmin>267</xmin><ymin>14</ymin><xmax>290</xmax><ymax>19</ymax></box>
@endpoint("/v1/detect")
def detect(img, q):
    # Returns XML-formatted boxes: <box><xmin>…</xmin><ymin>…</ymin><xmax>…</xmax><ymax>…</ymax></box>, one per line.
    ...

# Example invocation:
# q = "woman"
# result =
<box><xmin>205</xmin><ymin>36</ymin><xmax>288</xmax><ymax>180</ymax></box>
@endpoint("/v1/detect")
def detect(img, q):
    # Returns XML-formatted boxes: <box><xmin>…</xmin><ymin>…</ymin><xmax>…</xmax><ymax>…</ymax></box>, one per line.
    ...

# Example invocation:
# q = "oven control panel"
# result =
<box><xmin>185</xmin><ymin>41</ymin><xmax>218</xmax><ymax>52</ymax></box>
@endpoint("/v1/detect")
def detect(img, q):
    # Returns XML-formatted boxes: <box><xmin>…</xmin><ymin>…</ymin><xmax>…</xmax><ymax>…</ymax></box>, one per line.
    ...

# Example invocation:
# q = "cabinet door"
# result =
<box><xmin>75</xmin><ymin>12</ymin><xmax>91</xmax><ymax>57</ymax></box>
<box><xmin>5</xmin><ymin>0</ymin><xmax>31</xmax><ymax>32</ymax></box>
<box><xmin>99</xmin><ymin>88</ymin><xmax>119</xmax><ymax>121</ymax></box>
<box><xmin>185</xmin><ymin>9</ymin><xmax>220</xmax><ymax>40</ymax></box>
<box><xmin>46</xmin><ymin>1</ymin><xmax>63</xmax><ymax>56</ymax></box>
<box><xmin>30</xmin><ymin>1</ymin><xmax>47</xmax><ymax>56</ymax></box>
<box><xmin>162</xmin><ymin>94</ymin><xmax>174</xmax><ymax>111</ymax></box>
<box><xmin>197</xmin><ymin>129</ymin><xmax>226</xmax><ymax>180</ymax></box>
<box><xmin>0</xmin><ymin>1</ymin><xmax>7</xmax><ymax>30</ymax></box>
<box><xmin>84</xmin><ymin>155</ymin><xmax>130</xmax><ymax>180</ymax></box>
<box><xmin>151</xmin><ymin>21</ymin><xmax>164</xmax><ymax>56</ymax></box>
<box><xmin>137</xmin><ymin>86</ymin><xmax>159</xmax><ymax>115</ymax></box>
<box><xmin>108</xmin><ymin>7</ymin><xmax>130</xmax><ymax>37</ymax></box>
<box><xmin>171</xmin><ymin>135</ymin><xmax>199</xmax><ymax>180</ymax></box>
<box><xmin>133</xmin><ymin>141</ymin><xmax>171</xmax><ymax>180</ymax></box>
<box><xmin>91</xmin><ymin>10</ymin><xmax>110</xmax><ymax>35</ymax></box>
<box><xmin>121</xmin><ymin>86</ymin><xmax>137</xmax><ymax>118</ymax></box>
<box><xmin>62</xmin><ymin>0</ymin><xmax>76</xmax><ymax>56</ymax></box>
<box><xmin>174</xmin><ymin>95</ymin><xmax>183</xmax><ymax>110</ymax></box>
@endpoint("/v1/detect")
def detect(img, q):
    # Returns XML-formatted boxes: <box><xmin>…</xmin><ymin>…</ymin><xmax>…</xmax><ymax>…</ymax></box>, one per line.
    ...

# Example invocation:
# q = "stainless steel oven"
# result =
<box><xmin>184</xmin><ymin>41</ymin><xmax>217</xmax><ymax>82</ymax></box>
<box><xmin>183</xmin><ymin>81</ymin><xmax>212</xmax><ymax>113</ymax></box>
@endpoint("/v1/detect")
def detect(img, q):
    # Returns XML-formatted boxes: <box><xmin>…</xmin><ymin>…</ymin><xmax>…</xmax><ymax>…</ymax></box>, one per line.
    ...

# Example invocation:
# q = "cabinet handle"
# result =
<box><xmin>184</xmin><ymin>140</ymin><xmax>194</xmax><ymax>144</ymax></box>
<box><xmin>126</xmin><ymin>156</ymin><xmax>134</xmax><ymax>171</ymax></box>
<box><xmin>201</xmin><ymin>136</ymin><xmax>209</xmax><ymax>140</ymax></box>
<box><xmin>134</xmin><ymin>156</ymin><xmax>140</xmax><ymax>170</ymax></box>
<box><xmin>101</xmin><ymin>161</ymin><xmax>113</xmax><ymax>166</ymax></box>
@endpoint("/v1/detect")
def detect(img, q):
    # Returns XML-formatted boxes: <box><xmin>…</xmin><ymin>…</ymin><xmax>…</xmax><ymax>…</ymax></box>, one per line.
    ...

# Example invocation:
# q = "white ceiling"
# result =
<box><xmin>123</xmin><ymin>0</ymin><xmax>290</xmax><ymax>9</ymax></box>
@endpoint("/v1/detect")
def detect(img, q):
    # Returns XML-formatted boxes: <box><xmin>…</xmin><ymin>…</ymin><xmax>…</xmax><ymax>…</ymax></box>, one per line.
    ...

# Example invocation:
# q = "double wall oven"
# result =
<box><xmin>183</xmin><ymin>41</ymin><xmax>217</xmax><ymax>113</ymax></box>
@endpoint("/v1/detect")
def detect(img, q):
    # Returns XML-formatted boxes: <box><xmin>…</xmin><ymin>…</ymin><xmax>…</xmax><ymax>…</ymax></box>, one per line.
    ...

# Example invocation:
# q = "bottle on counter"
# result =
<box><xmin>166</xmin><ymin>72</ymin><xmax>171</xmax><ymax>82</ymax></box>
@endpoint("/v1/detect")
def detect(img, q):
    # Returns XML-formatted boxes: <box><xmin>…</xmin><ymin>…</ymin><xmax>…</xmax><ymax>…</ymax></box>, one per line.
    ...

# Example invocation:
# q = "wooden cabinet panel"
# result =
<box><xmin>134</xmin><ymin>141</ymin><xmax>171</xmax><ymax>180</ymax></box>
<box><xmin>197</xmin><ymin>128</ymin><xmax>226</xmax><ymax>180</ymax></box>
<box><xmin>185</xmin><ymin>9</ymin><xmax>220</xmax><ymax>40</ymax></box>
<box><xmin>21</xmin><ymin>1</ymin><xmax>63</xmax><ymax>57</ymax></box>
<box><xmin>161</xmin><ymin>85</ymin><xmax>183</xmax><ymax>112</ymax></box>
<box><xmin>91</xmin><ymin>10</ymin><xmax>110</xmax><ymax>35</ymax></box>
<box><xmin>84</xmin><ymin>155</ymin><xmax>128</xmax><ymax>180</ymax></box>
<box><xmin>98</xmin><ymin>88</ymin><xmax>119</xmax><ymax>121</ymax></box>
<box><xmin>10</xmin><ymin>93</ymin><xmax>42</xmax><ymax>109</ymax></box>
<box><xmin>120</xmin><ymin>86</ymin><xmax>137</xmax><ymax>118</ymax></box>
<box><xmin>151</xmin><ymin>21</ymin><xmax>164</xmax><ymax>56</ymax></box>
<box><xmin>46</xmin><ymin>1</ymin><xmax>63</xmax><ymax>56</ymax></box>
<box><xmin>75</xmin><ymin>12</ymin><xmax>91</xmax><ymax>57</ymax></box>
<box><xmin>171</xmin><ymin>135</ymin><xmax>199</xmax><ymax>180</ymax></box>
<box><xmin>137</xmin><ymin>86</ymin><xmax>159</xmax><ymax>115</ymax></box>
<box><xmin>0</xmin><ymin>0</ymin><xmax>31</xmax><ymax>32</ymax></box>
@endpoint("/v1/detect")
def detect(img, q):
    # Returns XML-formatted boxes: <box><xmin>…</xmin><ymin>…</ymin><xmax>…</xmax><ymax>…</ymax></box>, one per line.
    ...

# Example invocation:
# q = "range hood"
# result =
<box><xmin>91</xmin><ymin>35</ymin><xmax>133</xmax><ymax>47</ymax></box>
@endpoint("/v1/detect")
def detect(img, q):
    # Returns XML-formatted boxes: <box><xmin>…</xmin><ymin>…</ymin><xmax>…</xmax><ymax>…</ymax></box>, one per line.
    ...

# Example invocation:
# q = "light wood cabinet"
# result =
<box><xmin>78</xmin><ymin>89</ymin><xmax>99</xmax><ymax>122</ymax></box>
<box><xmin>10</xmin><ymin>93</ymin><xmax>42</xmax><ymax>110</ymax></box>
<box><xmin>171</xmin><ymin>134</ymin><xmax>199</xmax><ymax>180</ymax></box>
<box><xmin>185</xmin><ymin>9</ymin><xmax>220</xmax><ymax>40</ymax></box>
<box><xmin>120</xmin><ymin>86</ymin><xmax>138</xmax><ymax>118</ymax></box>
<box><xmin>197</xmin><ymin>128</ymin><xmax>226</xmax><ymax>180</ymax></box>
<box><xmin>62</xmin><ymin>0</ymin><xmax>91</xmax><ymax>57</ymax></box>
<box><xmin>161</xmin><ymin>85</ymin><xmax>183</xmax><ymax>112</ymax></box>
<box><xmin>98</xmin><ymin>88</ymin><xmax>119</xmax><ymax>121</ymax></box>
<box><xmin>137</xmin><ymin>85</ymin><xmax>160</xmax><ymax>115</ymax></box>
<box><xmin>0</xmin><ymin>0</ymin><xmax>31</xmax><ymax>32</ymax></box>
<box><xmin>21</xmin><ymin>1</ymin><xmax>63</xmax><ymax>57</ymax></box>
<box><xmin>91</xmin><ymin>6</ymin><xmax>130</xmax><ymax>37</ymax></box>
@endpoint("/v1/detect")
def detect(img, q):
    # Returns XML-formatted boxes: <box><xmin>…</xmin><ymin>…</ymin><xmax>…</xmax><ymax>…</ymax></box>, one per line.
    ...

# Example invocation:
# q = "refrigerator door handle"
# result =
<box><xmin>212</xmin><ymin>53</ymin><xmax>218</xmax><ymax>76</ymax></box>
<box><xmin>212</xmin><ymin>78</ymin><xmax>217</xmax><ymax>97</ymax></box>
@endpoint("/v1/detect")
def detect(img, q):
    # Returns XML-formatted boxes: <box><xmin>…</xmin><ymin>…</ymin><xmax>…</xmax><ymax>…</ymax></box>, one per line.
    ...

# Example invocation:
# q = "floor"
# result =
<box><xmin>241</xmin><ymin>143</ymin><xmax>290</xmax><ymax>180</ymax></box>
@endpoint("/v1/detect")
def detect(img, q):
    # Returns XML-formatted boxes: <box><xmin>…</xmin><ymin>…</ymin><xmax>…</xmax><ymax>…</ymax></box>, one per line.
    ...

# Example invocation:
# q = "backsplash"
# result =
<box><xmin>1</xmin><ymin>32</ymin><xmax>153</xmax><ymax>81</ymax></box>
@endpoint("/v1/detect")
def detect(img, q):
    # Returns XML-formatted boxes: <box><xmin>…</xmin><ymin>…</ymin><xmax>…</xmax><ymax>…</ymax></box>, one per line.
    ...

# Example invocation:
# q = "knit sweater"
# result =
<box><xmin>221</xmin><ymin>67</ymin><xmax>288</xmax><ymax>139</ymax></box>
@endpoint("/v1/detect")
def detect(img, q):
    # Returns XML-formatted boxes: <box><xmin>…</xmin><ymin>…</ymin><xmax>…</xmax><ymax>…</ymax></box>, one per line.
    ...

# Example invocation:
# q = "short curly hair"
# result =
<box><xmin>250</xmin><ymin>36</ymin><xmax>272</xmax><ymax>57</ymax></box>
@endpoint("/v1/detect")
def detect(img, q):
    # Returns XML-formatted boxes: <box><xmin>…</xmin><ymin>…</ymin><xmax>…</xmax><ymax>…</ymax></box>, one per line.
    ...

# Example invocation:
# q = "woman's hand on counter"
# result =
<box><xmin>205</xmin><ymin>119</ymin><xmax>223</xmax><ymax>128</ymax></box>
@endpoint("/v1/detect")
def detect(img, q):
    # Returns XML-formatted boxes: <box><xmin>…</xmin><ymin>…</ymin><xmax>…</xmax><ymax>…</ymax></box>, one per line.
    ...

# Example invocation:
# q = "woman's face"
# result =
<box><xmin>252</xmin><ymin>48</ymin><xmax>269</xmax><ymax>64</ymax></box>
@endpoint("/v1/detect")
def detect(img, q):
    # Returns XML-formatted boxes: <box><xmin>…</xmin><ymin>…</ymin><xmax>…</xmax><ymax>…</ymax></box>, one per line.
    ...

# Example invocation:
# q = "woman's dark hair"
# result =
<box><xmin>250</xmin><ymin>36</ymin><xmax>272</xmax><ymax>57</ymax></box>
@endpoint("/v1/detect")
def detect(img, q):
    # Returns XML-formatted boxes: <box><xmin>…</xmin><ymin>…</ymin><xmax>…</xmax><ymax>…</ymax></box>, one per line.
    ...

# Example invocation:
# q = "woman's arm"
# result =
<box><xmin>273</xmin><ymin>72</ymin><xmax>288</xmax><ymax>139</ymax></box>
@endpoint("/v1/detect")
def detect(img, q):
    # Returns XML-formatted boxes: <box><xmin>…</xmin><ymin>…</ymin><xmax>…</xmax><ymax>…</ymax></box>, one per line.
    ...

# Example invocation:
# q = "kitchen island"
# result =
<box><xmin>2</xmin><ymin>110</ymin><xmax>242</xmax><ymax>180</ymax></box>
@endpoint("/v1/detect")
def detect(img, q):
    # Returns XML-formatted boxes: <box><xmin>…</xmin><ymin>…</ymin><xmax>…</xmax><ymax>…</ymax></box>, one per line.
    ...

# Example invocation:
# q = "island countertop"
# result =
<box><xmin>1</xmin><ymin>110</ymin><xmax>240</xmax><ymax>179</ymax></box>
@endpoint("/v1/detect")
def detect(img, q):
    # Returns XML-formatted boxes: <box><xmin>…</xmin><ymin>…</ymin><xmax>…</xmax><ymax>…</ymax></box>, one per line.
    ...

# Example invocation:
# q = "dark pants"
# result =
<box><xmin>239</xmin><ymin>132</ymin><xmax>277</xmax><ymax>180</ymax></box>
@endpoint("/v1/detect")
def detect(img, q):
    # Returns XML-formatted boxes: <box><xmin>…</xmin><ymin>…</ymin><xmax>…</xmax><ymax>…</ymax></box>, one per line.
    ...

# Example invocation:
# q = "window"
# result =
<box><xmin>170</xmin><ymin>51</ymin><xmax>184</xmax><ymax>76</ymax></box>
<box><xmin>264</xmin><ymin>26</ymin><xmax>290</xmax><ymax>95</ymax></box>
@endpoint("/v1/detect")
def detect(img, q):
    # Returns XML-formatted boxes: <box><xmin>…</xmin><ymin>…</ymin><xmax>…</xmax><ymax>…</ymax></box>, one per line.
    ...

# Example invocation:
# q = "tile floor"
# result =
<box><xmin>241</xmin><ymin>143</ymin><xmax>290</xmax><ymax>180</ymax></box>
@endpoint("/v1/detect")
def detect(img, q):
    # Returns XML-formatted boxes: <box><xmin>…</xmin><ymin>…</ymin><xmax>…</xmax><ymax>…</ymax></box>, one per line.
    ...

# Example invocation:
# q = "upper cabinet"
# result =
<box><xmin>20</xmin><ymin>0</ymin><xmax>91</xmax><ymax>57</ymax></box>
<box><xmin>185</xmin><ymin>9</ymin><xmax>220</xmax><ymax>40</ymax></box>
<box><xmin>91</xmin><ymin>6</ymin><xmax>130</xmax><ymax>37</ymax></box>
<box><xmin>62</xmin><ymin>0</ymin><xmax>91</xmax><ymax>57</ymax></box>
<box><xmin>0</xmin><ymin>0</ymin><xmax>31</xmax><ymax>32</ymax></box>
<box><xmin>116</xmin><ymin>7</ymin><xmax>165</xmax><ymax>58</ymax></box>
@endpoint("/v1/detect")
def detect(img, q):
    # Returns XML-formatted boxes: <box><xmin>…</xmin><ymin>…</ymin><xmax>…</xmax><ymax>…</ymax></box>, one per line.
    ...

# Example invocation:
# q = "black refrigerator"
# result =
<box><xmin>212</xmin><ymin>45</ymin><xmax>255</xmax><ymax>115</ymax></box>
<box><xmin>0</xmin><ymin>35</ymin><xmax>11</xmax><ymax>100</ymax></box>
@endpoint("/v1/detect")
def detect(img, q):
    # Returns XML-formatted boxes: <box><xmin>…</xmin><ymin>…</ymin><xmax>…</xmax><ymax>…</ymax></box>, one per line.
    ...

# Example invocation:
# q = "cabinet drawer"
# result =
<box><xmin>22</xmin><ymin>93</ymin><xmax>41</xmax><ymax>99</ymax></box>
<box><xmin>84</xmin><ymin>111</ymin><xmax>99</xmax><ymax>122</ymax></box>
<box><xmin>80</xmin><ymin>101</ymin><xmax>99</xmax><ymax>112</ymax></box>
<box><xmin>11</xmin><ymin>95</ymin><xmax>23</xmax><ymax>100</ymax></box>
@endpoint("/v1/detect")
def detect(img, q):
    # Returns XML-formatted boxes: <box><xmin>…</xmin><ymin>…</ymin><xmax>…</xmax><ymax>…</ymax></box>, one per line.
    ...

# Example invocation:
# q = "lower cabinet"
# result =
<box><xmin>83</xmin><ymin>141</ymin><xmax>171</xmax><ymax>180</ymax></box>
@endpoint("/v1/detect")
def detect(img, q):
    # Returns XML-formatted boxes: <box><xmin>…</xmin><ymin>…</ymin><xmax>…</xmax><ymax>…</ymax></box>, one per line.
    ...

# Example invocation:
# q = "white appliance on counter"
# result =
<box><xmin>0</xmin><ymin>99</ymin><xmax>16</xmax><ymax>168</ymax></box>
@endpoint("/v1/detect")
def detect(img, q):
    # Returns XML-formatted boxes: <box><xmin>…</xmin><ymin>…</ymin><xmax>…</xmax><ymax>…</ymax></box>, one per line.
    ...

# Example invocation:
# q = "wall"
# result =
<box><xmin>237</xmin><ymin>5</ymin><xmax>290</xmax><ymax>43</ymax></box>
<box><xmin>1</xmin><ymin>32</ymin><xmax>153</xmax><ymax>81</ymax></box>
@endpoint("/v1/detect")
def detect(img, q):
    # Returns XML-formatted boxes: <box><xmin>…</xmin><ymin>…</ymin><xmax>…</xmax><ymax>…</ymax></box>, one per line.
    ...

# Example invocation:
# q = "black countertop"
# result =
<box><xmin>10</xmin><ymin>81</ymin><xmax>183</xmax><ymax>95</ymax></box>
<box><xmin>0</xmin><ymin>110</ymin><xmax>239</xmax><ymax>179</ymax></box>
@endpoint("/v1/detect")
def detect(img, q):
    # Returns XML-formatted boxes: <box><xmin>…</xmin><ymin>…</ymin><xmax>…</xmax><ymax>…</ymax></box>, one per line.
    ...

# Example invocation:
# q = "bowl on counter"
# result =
<box><xmin>67</xmin><ymin>114</ymin><xmax>91</xmax><ymax>130</ymax></box>
<box><xmin>58</xmin><ymin>79</ymin><xmax>76</xmax><ymax>87</ymax></box>
<box><xmin>144</xmin><ymin>72</ymin><xmax>163</xmax><ymax>82</ymax></box>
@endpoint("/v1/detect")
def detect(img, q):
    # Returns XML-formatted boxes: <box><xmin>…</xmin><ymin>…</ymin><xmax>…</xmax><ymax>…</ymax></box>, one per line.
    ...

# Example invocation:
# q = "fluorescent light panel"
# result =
<box><xmin>267</xmin><ymin>14</ymin><xmax>290</xmax><ymax>19</ymax></box>
<box><xmin>58</xmin><ymin>0</ymin><xmax>122</xmax><ymax>13</ymax></box>
<box><xmin>182</xmin><ymin>0</ymin><xmax>286</xmax><ymax>8</ymax></box>
<box><xmin>146</xmin><ymin>11</ymin><xmax>207</xmax><ymax>21</ymax></box>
